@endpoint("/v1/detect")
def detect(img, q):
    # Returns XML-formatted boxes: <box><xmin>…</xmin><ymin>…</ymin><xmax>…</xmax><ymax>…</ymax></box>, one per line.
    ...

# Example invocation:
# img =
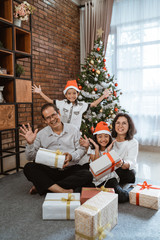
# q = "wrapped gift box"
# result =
<box><xmin>129</xmin><ymin>181</ymin><xmax>160</xmax><ymax>210</ymax></box>
<box><xmin>80</xmin><ymin>187</ymin><xmax>115</xmax><ymax>204</ymax></box>
<box><xmin>75</xmin><ymin>191</ymin><xmax>118</xmax><ymax>240</ymax></box>
<box><xmin>89</xmin><ymin>149</ymin><xmax>121</xmax><ymax>180</ymax></box>
<box><xmin>42</xmin><ymin>193</ymin><xmax>80</xmax><ymax>220</ymax></box>
<box><xmin>35</xmin><ymin>148</ymin><xmax>65</xmax><ymax>169</ymax></box>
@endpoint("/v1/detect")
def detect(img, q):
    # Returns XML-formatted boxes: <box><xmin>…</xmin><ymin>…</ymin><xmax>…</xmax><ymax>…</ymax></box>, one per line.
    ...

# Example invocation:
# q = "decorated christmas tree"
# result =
<box><xmin>77</xmin><ymin>31</ymin><xmax>126</xmax><ymax>137</ymax></box>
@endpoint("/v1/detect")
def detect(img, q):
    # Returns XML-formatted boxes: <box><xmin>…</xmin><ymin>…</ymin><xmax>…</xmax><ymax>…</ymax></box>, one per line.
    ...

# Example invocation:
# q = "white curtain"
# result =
<box><xmin>106</xmin><ymin>0</ymin><xmax>160</xmax><ymax>146</ymax></box>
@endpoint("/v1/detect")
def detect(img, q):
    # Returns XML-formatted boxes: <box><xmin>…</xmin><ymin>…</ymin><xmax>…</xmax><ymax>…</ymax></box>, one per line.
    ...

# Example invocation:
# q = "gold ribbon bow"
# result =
<box><xmin>54</xmin><ymin>149</ymin><xmax>63</xmax><ymax>167</ymax></box>
<box><xmin>96</xmin><ymin>185</ymin><xmax>111</xmax><ymax>192</ymax></box>
<box><xmin>61</xmin><ymin>193</ymin><xmax>75</xmax><ymax>220</ymax></box>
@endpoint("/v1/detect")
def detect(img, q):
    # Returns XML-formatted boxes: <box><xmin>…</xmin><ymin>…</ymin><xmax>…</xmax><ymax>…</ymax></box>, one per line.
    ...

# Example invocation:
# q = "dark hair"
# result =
<box><xmin>41</xmin><ymin>103</ymin><xmax>59</xmax><ymax>119</ymax></box>
<box><xmin>90</xmin><ymin>134</ymin><xmax>112</xmax><ymax>150</ymax></box>
<box><xmin>112</xmin><ymin>113</ymin><xmax>137</xmax><ymax>140</ymax></box>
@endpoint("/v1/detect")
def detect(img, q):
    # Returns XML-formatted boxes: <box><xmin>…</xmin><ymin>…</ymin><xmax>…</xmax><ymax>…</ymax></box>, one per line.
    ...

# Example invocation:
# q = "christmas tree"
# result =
<box><xmin>77</xmin><ymin>35</ymin><xmax>126</xmax><ymax>137</ymax></box>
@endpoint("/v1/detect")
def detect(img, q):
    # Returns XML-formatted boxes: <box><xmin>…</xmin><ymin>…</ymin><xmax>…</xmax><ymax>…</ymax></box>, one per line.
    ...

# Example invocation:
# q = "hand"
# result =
<box><xmin>63</xmin><ymin>153</ymin><xmax>72</xmax><ymax>168</ymax></box>
<box><xmin>79</xmin><ymin>135</ymin><xmax>89</xmax><ymax>148</ymax></box>
<box><xmin>103</xmin><ymin>89</ymin><xmax>111</xmax><ymax>99</ymax></box>
<box><xmin>88</xmin><ymin>138</ymin><xmax>99</xmax><ymax>150</ymax></box>
<box><xmin>32</xmin><ymin>84</ymin><xmax>41</xmax><ymax>94</ymax></box>
<box><xmin>116</xmin><ymin>159</ymin><xmax>123</xmax><ymax>168</ymax></box>
<box><xmin>19</xmin><ymin>123</ymin><xmax>38</xmax><ymax>144</ymax></box>
<box><xmin>107</xmin><ymin>139</ymin><xmax>116</xmax><ymax>152</ymax></box>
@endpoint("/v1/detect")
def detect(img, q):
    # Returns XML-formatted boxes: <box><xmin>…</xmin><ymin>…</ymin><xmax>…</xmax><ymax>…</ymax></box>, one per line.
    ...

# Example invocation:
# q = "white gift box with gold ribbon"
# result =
<box><xmin>35</xmin><ymin>148</ymin><xmax>65</xmax><ymax>169</ymax></box>
<box><xmin>42</xmin><ymin>193</ymin><xmax>80</xmax><ymax>220</ymax></box>
<box><xmin>89</xmin><ymin>149</ymin><xmax>121</xmax><ymax>180</ymax></box>
<box><xmin>75</xmin><ymin>191</ymin><xmax>118</xmax><ymax>240</ymax></box>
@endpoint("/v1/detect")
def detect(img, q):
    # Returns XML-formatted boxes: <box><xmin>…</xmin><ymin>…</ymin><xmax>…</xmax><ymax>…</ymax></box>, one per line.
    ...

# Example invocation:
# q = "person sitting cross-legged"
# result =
<box><xmin>20</xmin><ymin>103</ymin><xmax>93</xmax><ymax>195</ymax></box>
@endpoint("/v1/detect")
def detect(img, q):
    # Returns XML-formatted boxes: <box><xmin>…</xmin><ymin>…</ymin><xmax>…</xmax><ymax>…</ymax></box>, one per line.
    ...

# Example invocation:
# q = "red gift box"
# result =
<box><xmin>80</xmin><ymin>187</ymin><xmax>115</xmax><ymax>204</ymax></box>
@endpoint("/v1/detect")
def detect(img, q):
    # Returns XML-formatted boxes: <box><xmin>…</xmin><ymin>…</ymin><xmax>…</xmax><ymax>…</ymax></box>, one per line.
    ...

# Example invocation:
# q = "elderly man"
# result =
<box><xmin>20</xmin><ymin>103</ymin><xmax>92</xmax><ymax>195</ymax></box>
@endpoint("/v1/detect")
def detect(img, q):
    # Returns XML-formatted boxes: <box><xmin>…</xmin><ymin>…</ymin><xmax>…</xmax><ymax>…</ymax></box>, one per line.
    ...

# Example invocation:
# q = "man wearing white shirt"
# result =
<box><xmin>20</xmin><ymin>103</ymin><xmax>93</xmax><ymax>195</ymax></box>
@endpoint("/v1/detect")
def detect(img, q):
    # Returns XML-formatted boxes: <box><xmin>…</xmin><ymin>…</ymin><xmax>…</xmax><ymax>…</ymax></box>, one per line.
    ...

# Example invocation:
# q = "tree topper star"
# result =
<box><xmin>97</xmin><ymin>27</ymin><xmax>104</xmax><ymax>38</ymax></box>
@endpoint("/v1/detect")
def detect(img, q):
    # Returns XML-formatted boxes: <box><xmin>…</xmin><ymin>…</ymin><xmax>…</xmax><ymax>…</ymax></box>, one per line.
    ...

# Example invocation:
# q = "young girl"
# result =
<box><xmin>32</xmin><ymin>80</ymin><xmax>110</xmax><ymax>129</ymax></box>
<box><xmin>80</xmin><ymin>121</ymin><xmax>130</xmax><ymax>203</ymax></box>
<box><xmin>112</xmin><ymin>113</ymin><xmax>139</xmax><ymax>185</ymax></box>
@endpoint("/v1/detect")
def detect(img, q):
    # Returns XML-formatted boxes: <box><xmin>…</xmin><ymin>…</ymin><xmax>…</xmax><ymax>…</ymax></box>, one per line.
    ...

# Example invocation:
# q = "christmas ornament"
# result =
<box><xmin>115</xmin><ymin>83</ymin><xmax>118</xmax><ymax>87</ymax></box>
<box><xmin>92</xmin><ymin>91</ymin><xmax>95</xmax><ymax>94</ymax></box>
<box><xmin>113</xmin><ymin>91</ymin><xmax>117</xmax><ymax>97</ymax></box>
<box><xmin>107</xmin><ymin>73</ymin><xmax>110</xmax><ymax>78</ymax></box>
<box><xmin>98</xmin><ymin>59</ymin><xmax>101</xmax><ymax>63</ymax></box>
<box><xmin>103</xmin><ymin>59</ymin><xmax>106</xmax><ymax>62</ymax></box>
<box><xmin>114</xmin><ymin>107</ymin><xmax>118</xmax><ymax>112</ymax></box>
<box><xmin>97</xmin><ymin>27</ymin><xmax>104</xmax><ymax>38</ymax></box>
<box><xmin>92</xmin><ymin>69</ymin><xmax>95</xmax><ymax>72</ymax></box>
<box><xmin>94</xmin><ymin>88</ymin><xmax>97</xmax><ymax>92</ymax></box>
<box><xmin>78</xmin><ymin>85</ymin><xmax>82</xmax><ymax>90</ymax></box>
<box><xmin>111</xmin><ymin>114</ymin><xmax>116</xmax><ymax>119</ymax></box>
<box><xmin>110</xmin><ymin>110</ymin><xmax>113</xmax><ymax>114</ymax></box>
<box><xmin>100</xmin><ymin>108</ymin><xmax>103</xmax><ymax>113</ymax></box>
<box><xmin>97</xmin><ymin>47</ymin><xmax>100</xmax><ymax>52</ymax></box>
<box><xmin>96</xmin><ymin>70</ymin><xmax>100</xmax><ymax>75</ymax></box>
<box><xmin>103</xmin><ymin>67</ymin><xmax>107</xmax><ymax>71</ymax></box>
<box><xmin>91</xmin><ymin>126</ymin><xmax>94</xmax><ymax>133</ymax></box>
<box><xmin>90</xmin><ymin>60</ymin><xmax>94</xmax><ymax>64</ymax></box>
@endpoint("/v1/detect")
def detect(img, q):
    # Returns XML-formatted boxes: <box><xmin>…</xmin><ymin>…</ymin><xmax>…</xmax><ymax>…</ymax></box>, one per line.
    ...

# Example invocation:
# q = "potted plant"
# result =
<box><xmin>15</xmin><ymin>64</ymin><xmax>24</xmax><ymax>77</ymax></box>
<box><xmin>14</xmin><ymin>1</ymin><xmax>35</xmax><ymax>27</ymax></box>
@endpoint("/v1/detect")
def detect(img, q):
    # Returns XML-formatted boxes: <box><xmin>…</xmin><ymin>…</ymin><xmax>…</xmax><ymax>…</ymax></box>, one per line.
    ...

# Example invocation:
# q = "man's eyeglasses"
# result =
<box><xmin>45</xmin><ymin>112</ymin><xmax>58</xmax><ymax>121</ymax></box>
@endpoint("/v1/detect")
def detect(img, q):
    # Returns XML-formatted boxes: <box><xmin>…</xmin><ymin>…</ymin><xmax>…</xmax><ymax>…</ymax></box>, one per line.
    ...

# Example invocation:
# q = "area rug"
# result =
<box><xmin>0</xmin><ymin>171</ymin><xmax>160</xmax><ymax>240</ymax></box>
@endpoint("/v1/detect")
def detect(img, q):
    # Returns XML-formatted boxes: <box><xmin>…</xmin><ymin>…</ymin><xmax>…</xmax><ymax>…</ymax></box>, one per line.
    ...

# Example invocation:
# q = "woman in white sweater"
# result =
<box><xmin>112</xmin><ymin>113</ymin><xmax>139</xmax><ymax>185</ymax></box>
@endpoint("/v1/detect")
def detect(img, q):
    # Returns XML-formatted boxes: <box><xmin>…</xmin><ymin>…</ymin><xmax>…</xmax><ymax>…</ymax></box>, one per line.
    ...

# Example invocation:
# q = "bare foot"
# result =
<box><xmin>29</xmin><ymin>185</ymin><xmax>38</xmax><ymax>194</ymax></box>
<box><xmin>48</xmin><ymin>183</ymin><xmax>73</xmax><ymax>193</ymax></box>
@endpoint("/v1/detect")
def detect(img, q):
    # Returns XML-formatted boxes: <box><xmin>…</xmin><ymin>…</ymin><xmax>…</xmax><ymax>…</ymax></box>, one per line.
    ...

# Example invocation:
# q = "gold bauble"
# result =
<box><xmin>96</xmin><ymin>70</ymin><xmax>100</xmax><ymax>75</ymax></box>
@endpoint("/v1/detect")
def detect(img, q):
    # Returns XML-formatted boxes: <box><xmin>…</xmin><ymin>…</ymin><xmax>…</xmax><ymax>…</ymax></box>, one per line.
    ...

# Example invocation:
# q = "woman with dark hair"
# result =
<box><xmin>112</xmin><ymin>113</ymin><xmax>138</xmax><ymax>185</ymax></box>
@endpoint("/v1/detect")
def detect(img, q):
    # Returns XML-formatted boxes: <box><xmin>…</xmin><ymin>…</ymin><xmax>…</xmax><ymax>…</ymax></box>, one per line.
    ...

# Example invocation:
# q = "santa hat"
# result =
<box><xmin>63</xmin><ymin>80</ymin><xmax>80</xmax><ymax>95</ymax></box>
<box><xmin>93</xmin><ymin>121</ymin><xmax>111</xmax><ymax>135</ymax></box>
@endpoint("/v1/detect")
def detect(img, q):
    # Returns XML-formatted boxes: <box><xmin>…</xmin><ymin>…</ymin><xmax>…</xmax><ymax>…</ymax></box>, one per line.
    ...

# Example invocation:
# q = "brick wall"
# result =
<box><xmin>31</xmin><ymin>0</ymin><xmax>80</xmax><ymax>129</ymax></box>
<box><xmin>0</xmin><ymin>0</ymin><xmax>80</xmax><ymax>172</ymax></box>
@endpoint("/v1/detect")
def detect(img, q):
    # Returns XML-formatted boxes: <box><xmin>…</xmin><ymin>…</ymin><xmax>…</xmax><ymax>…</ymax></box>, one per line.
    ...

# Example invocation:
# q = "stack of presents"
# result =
<box><xmin>36</xmin><ymin>148</ymin><xmax>160</xmax><ymax>240</ymax></box>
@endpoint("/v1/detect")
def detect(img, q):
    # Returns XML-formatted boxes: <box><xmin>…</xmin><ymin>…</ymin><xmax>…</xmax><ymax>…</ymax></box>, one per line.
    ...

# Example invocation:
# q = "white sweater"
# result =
<box><xmin>112</xmin><ymin>138</ymin><xmax>139</xmax><ymax>171</ymax></box>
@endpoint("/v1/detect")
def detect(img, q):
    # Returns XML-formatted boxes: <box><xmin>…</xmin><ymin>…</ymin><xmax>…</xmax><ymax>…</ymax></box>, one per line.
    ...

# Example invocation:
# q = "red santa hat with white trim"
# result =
<box><xmin>63</xmin><ymin>80</ymin><xmax>80</xmax><ymax>95</ymax></box>
<box><xmin>93</xmin><ymin>121</ymin><xmax>111</xmax><ymax>135</ymax></box>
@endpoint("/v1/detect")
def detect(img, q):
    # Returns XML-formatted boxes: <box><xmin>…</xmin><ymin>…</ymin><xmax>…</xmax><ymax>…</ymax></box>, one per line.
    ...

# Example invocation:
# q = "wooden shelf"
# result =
<box><xmin>0</xmin><ymin>105</ymin><xmax>15</xmax><ymax>130</ymax></box>
<box><xmin>16</xmin><ymin>79</ymin><xmax>32</xmax><ymax>103</ymax></box>
<box><xmin>0</xmin><ymin>0</ymin><xmax>13</xmax><ymax>23</ymax></box>
<box><xmin>15</xmin><ymin>28</ymin><xmax>31</xmax><ymax>54</ymax></box>
<box><xmin>0</xmin><ymin>24</ymin><xmax>12</xmax><ymax>50</ymax></box>
<box><xmin>0</xmin><ymin>49</ymin><xmax>14</xmax><ymax>76</ymax></box>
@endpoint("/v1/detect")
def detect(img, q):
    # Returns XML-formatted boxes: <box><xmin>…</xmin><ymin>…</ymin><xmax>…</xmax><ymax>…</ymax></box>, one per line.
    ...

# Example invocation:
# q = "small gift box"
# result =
<box><xmin>35</xmin><ymin>148</ymin><xmax>65</xmax><ymax>169</ymax></box>
<box><xmin>42</xmin><ymin>193</ymin><xmax>80</xmax><ymax>220</ymax></box>
<box><xmin>89</xmin><ymin>149</ymin><xmax>121</xmax><ymax>180</ymax></box>
<box><xmin>129</xmin><ymin>181</ymin><xmax>160</xmax><ymax>210</ymax></box>
<box><xmin>80</xmin><ymin>187</ymin><xmax>115</xmax><ymax>204</ymax></box>
<box><xmin>75</xmin><ymin>191</ymin><xmax>118</xmax><ymax>240</ymax></box>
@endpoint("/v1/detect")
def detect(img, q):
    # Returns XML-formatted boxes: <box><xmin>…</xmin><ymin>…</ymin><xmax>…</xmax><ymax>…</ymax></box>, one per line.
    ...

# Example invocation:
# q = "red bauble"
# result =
<box><xmin>94</xmin><ymin>88</ymin><xmax>97</xmax><ymax>91</ymax></box>
<box><xmin>78</xmin><ymin>85</ymin><xmax>82</xmax><ymax>90</ymax></box>
<box><xmin>114</xmin><ymin>107</ymin><xmax>118</xmax><ymax>112</ymax></box>
<box><xmin>91</xmin><ymin>126</ymin><xmax>94</xmax><ymax>133</ymax></box>
<box><xmin>115</xmin><ymin>83</ymin><xmax>118</xmax><ymax>87</ymax></box>
<box><xmin>92</xmin><ymin>68</ymin><xmax>95</xmax><ymax>72</ymax></box>
<box><xmin>107</xmin><ymin>73</ymin><xmax>110</xmax><ymax>78</ymax></box>
<box><xmin>103</xmin><ymin>67</ymin><xmax>107</xmax><ymax>71</ymax></box>
<box><xmin>103</xmin><ymin>59</ymin><xmax>106</xmax><ymax>62</ymax></box>
<box><xmin>77</xmin><ymin>78</ymin><xmax>80</xmax><ymax>81</ymax></box>
<box><xmin>114</xmin><ymin>91</ymin><xmax>117</xmax><ymax>97</ymax></box>
<box><xmin>97</xmin><ymin>47</ymin><xmax>100</xmax><ymax>52</ymax></box>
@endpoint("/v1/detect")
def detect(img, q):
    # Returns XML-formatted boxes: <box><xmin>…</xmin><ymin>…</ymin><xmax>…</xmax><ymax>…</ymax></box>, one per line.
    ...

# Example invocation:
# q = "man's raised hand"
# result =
<box><xmin>19</xmin><ymin>123</ymin><xmax>38</xmax><ymax>144</ymax></box>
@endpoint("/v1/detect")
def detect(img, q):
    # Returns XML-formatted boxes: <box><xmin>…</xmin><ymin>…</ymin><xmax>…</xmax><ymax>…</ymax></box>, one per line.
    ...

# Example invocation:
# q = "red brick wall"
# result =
<box><xmin>31</xmin><ymin>0</ymin><xmax>80</xmax><ymax>129</ymax></box>
<box><xmin>1</xmin><ymin>0</ymin><xmax>80</xmax><ymax>150</ymax></box>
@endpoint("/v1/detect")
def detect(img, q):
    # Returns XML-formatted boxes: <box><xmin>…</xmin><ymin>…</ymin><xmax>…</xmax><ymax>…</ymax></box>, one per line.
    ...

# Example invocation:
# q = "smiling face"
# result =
<box><xmin>115</xmin><ymin>116</ymin><xmax>129</xmax><ymax>137</ymax></box>
<box><xmin>96</xmin><ymin>133</ymin><xmax>110</xmax><ymax>150</ymax></box>
<box><xmin>42</xmin><ymin>106</ymin><xmax>61</xmax><ymax>130</ymax></box>
<box><xmin>65</xmin><ymin>88</ymin><xmax>78</xmax><ymax>103</ymax></box>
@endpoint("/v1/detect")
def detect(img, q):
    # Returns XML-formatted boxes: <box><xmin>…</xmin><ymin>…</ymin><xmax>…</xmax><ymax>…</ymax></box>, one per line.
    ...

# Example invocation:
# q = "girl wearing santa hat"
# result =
<box><xmin>32</xmin><ymin>80</ymin><xmax>110</xmax><ymax>129</ymax></box>
<box><xmin>80</xmin><ymin>121</ymin><xmax>130</xmax><ymax>203</ymax></box>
